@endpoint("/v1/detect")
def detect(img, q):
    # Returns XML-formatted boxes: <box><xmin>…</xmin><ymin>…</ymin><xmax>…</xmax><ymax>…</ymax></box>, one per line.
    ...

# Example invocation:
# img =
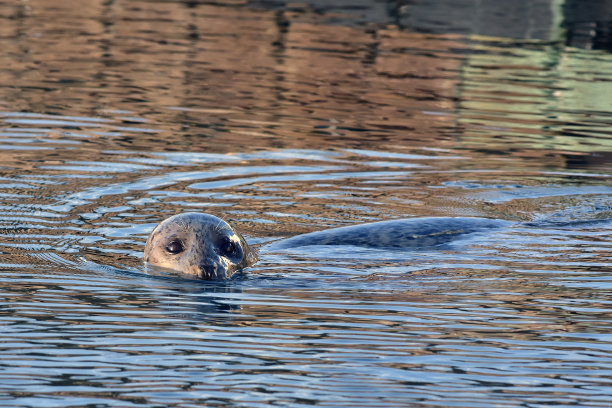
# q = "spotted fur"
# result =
<box><xmin>144</xmin><ymin>213</ymin><xmax>255</xmax><ymax>279</ymax></box>
<box><xmin>144</xmin><ymin>213</ymin><xmax>510</xmax><ymax>280</ymax></box>
<box><xmin>266</xmin><ymin>217</ymin><xmax>511</xmax><ymax>250</ymax></box>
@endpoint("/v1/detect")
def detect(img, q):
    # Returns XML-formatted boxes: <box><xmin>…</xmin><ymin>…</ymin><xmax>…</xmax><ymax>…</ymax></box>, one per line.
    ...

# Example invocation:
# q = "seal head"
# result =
<box><xmin>144</xmin><ymin>212</ymin><xmax>256</xmax><ymax>279</ymax></box>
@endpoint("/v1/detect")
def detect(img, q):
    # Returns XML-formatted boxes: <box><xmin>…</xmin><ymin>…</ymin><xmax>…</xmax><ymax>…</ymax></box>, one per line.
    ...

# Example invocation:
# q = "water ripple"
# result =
<box><xmin>0</xmin><ymin>1</ymin><xmax>610</xmax><ymax>406</ymax></box>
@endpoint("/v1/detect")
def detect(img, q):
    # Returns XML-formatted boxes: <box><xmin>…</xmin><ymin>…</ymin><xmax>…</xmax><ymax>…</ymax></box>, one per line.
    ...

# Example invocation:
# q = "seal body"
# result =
<box><xmin>144</xmin><ymin>213</ymin><xmax>511</xmax><ymax>279</ymax></box>
<box><xmin>144</xmin><ymin>212</ymin><xmax>256</xmax><ymax>279</ymax></box>
<box><xmin>265</xmin><ymin>217</ymin><xmax>512</xmax><ymax>250</ymax></box>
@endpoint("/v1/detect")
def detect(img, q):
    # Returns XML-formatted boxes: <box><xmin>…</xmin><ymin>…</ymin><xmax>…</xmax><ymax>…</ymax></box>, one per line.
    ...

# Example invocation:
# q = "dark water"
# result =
<box><xmin>1</xmin><ymin>1</ymin><xmax>611</xmax><ymax>407</ymax></box>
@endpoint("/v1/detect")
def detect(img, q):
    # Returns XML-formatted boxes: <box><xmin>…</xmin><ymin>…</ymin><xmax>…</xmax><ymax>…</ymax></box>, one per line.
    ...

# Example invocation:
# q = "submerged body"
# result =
<box><xmin>265</xmin><ymin>217</ymin><xmax>511</xmax><ymax>251</ymax></box>
<box><xmin>144</xmin><ymin>212</ymin><xmax>512</xmax><ymax>279</ymax></box>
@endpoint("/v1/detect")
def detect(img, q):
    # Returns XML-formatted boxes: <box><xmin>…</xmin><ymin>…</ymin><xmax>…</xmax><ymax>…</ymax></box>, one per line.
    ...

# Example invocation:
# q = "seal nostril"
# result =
<box><xmin>197</xmin><ymin>263</ymin><xmax>219</xmax><ymax>280</ymax></box>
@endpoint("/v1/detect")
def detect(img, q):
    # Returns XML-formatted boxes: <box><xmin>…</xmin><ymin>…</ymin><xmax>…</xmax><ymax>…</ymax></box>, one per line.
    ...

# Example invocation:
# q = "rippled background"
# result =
<box><xmin>1</xmin><ymin>1</ymin><xmax>611</xmax><ymax>407</ymax></box>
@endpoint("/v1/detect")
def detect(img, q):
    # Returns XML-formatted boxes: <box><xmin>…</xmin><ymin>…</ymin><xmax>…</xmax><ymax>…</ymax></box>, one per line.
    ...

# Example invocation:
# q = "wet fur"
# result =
<box><xmin>144</xmin><ymin>213</ymin><xmax>255</xmax><ymax>279</ymax></box>
<box><xmin>144</xmin><ymin>213</ymin><xmax>510</xmax><ymax>280</ymax></box>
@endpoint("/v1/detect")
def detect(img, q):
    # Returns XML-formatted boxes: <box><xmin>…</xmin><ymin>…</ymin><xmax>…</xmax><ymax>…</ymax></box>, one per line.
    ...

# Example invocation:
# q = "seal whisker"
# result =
<box><xmin>215</xmin><ymin>219</ymin><xmax>225</xmax><ymax>235</ymax></box>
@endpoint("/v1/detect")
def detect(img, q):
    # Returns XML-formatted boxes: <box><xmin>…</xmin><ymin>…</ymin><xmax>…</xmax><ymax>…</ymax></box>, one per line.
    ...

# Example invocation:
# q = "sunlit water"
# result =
<box><xmin>0</xmin><ymin>1</ymin><xmax>611</xmax><ymax>407</ymax></box>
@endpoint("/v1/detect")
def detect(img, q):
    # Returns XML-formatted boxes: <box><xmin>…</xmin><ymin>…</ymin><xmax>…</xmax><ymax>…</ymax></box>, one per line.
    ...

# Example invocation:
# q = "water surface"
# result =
<box><xmin>0</xmin><ymin>1</ymin><xmax>611</xmax><ymax>407</ymax></box>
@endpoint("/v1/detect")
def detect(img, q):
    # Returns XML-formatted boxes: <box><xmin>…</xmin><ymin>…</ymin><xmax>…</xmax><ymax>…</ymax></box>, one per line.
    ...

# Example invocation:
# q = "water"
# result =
<box><xmin>1</xmin><ymin>0</ymin><xmax>611</xmax><ymax>407</ymax></box>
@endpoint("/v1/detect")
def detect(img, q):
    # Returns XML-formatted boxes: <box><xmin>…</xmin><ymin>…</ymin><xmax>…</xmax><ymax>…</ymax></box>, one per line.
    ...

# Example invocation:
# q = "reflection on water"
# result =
<box><xmin>0</xmin><ymin>0</ymin><xmax>611</xmax><ymax>407</ymax></box>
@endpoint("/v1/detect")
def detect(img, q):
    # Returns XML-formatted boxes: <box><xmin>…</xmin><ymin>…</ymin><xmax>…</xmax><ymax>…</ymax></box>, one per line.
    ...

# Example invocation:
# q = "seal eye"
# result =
<box><xmin>221</xmin><ymin>239</ymin><xmax>236</xmax><ymax>255</ymax></box>
<box><xmin>165</xmin><ymin>240</ymin><xmax>184</xmax><ymax>255</ymax></box>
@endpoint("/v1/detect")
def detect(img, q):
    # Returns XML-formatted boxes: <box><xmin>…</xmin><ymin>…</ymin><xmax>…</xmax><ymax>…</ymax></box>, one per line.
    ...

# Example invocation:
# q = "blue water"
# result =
<box><xmin>0</xmin><ymin>1</ymin><xmax>611</xmax><ymax>407</ymax></box>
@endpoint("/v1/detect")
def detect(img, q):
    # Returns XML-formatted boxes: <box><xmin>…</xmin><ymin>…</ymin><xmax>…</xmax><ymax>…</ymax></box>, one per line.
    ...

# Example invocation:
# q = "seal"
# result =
<box><xmin>144</xmin><ymin>212</ymin><xmax>512</xmax><ymax>280</ymax></box>
<box><xmin>265</xmin><ymin>216</ymin><xmax>511</xmax><ymax>250</ymax></box>
<box><xmin>143</xmin><ymin>212</ymin><xmax>256</xmax><ymax>279</ymax></box>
